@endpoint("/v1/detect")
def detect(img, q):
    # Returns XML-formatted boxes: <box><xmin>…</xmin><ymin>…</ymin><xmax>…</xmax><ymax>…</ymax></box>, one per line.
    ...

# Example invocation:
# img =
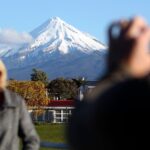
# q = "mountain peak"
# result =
<box><xmin>29</xmin><ymin>17</ymin><xmax>106</xmax><ymax>54</ymax></box>
<box><xmin>30</xmin><ymin>17</ymin><xmax>66</xmax><ymax>39</ymax></box>
<box><xmin>45</xmin><ymin>17</ymin><xmax>64</xmax><ymax>26</ymax></box>
<box><xmin>1</xmin><ymin>17</ymin><xmax>107</xmax><ymax>80</ymax></box>
<box><xmin>1</xmin><ymin>17</ymin><xmax>106</xmax><ymax>58</ymax></box>
<box><xmin>51</xmin><ymin>16</ymin><xmax>62</xmax><ymax>22</ymax></box>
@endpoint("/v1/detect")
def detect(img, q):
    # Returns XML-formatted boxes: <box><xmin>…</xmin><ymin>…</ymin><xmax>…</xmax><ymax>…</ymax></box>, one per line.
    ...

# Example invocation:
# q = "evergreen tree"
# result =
<box><xmin>31</xmin><ymin>68</ymin><xmax>48</xmax><ymax>85</ymax></box>
<box><xmin>72</xmin><ymin>77</ymin><xmax>86</xmax><ymax>88</ymax></box>
<box><xmin>47</xmin><ymin>78</ymin><xmax>78</xmax><ymax>99</ymax></box>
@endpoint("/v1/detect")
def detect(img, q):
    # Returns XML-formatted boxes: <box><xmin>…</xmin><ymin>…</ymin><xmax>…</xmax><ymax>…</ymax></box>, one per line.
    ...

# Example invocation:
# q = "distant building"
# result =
<box><xmin>78</xmin><ymin>81</ymin><xmax>98</xmax><ymax>100</ymax></box>
<box><xmin>28</xmin><ymin>81</ymin><xmax>98</xmax><ymax>123</ymax></box>
<box><xmin>29</xmin><ymin>100</ymin><xmax>74</xmax><ymax>123</ymax></box>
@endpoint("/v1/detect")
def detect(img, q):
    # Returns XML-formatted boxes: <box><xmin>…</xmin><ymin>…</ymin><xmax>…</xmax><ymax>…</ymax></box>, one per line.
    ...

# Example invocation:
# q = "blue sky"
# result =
<box><xmin>0</xmin><ymin>0</ymin><xmax>150</xmax><ymax>44</ymax></box>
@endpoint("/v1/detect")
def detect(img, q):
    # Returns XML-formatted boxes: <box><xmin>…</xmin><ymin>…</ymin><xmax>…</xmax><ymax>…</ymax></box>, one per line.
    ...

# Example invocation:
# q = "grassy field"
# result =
<box><xmin>35</xmin><ymin>123</ymin><xmax>67</xmax><ymax>150</ymax></box>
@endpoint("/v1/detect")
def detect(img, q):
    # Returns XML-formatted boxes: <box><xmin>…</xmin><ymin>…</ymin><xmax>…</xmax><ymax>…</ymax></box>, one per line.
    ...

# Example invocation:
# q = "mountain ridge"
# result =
<box><xmin>0</xmin><ymin>17</ymin><xmax>107</xmax><ymax>80</ymax></box>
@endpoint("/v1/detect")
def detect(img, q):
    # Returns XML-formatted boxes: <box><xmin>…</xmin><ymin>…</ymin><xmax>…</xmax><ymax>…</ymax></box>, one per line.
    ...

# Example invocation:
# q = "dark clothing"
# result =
<box><xmin>90</xmin><ymin>78</ymin><xmax>150</xmax><ymax>150</ymax></box>
<box><xmin>68</xmin><ymin>78</ymin><xmax>150</xmax><ymax>150</ymax></box>
<box><xmin>85</xmin><ymin>70</ymin><xmax>131</xmax><ymax>102</ymax></box>
<box><xmin>68</xmin><ymin>70</ymin><xmax>131</xmax><ymax>150</ymax></box>
<box><xmin>0</xmin><ymin>89</ymin><xmax>40</xmax><ymax>150</ymax></box>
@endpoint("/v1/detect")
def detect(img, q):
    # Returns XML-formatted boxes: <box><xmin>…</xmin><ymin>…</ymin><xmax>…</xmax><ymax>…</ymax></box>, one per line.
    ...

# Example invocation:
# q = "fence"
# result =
<box><xmin>29</xmin><ymin>106</ymin><xmax>74</xmax><ymax>123</ymax></box>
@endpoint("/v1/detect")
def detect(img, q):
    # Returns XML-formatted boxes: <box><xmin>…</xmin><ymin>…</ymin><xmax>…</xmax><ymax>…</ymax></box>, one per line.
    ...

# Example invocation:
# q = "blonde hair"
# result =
<box><xmin>0</xmin><ymin>60</ymin><xmax>7</xmax><ymax>89</ymax></box>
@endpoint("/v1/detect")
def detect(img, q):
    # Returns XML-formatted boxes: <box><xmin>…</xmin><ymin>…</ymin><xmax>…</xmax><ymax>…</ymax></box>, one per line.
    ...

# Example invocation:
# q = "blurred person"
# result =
<box><xmin>0</xmin><ymin>60</ymin><xmax>40</xmax><ymax>150</ymax></box>
<box><xmin>84</xmin><ymin>78</ymin><xmax>150</xmax><ymax>150</ymax></box>
<box><xmin>86</xmin><ymin>16</ymin><xmax>150</xmax><ymax>101</ymax></box>
<box><xmin>69</xmin><ymin>78</ymin><xmax>150</xmax><ymax>150</ymax></box>
<box><xmin>67</xmin><ymin>16</ymin><xmax>150</xmax><ymax>150</ymax></box>
<box><xmin>108</xmin><ymin>17</ymin><xmax>150</xmax><ymax>78</ymax></box>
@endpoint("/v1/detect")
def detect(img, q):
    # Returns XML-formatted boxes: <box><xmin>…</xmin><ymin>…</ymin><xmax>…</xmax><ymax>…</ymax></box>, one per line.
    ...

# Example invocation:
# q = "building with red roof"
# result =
<box><xmin>29</xmin><ymin>100</ymin><xmax>74</xmax><ymax>123</ymax></box>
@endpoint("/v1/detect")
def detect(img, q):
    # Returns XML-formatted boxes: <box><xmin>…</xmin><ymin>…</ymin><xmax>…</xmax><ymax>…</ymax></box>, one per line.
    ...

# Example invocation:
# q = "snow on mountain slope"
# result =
<box><xmin>0</xmin><ymin>47</ymin><xmax>11</xmax><ymax>57</ymax></box>
<box><xmin>1</xmin><ymin>17</ymin><xmax>105</xmax><ymax>58</ymax></box>
<box><xmin>0</xmin><ymin>17</ymin><xmax>107</xmax><ymax>80</ymax></box>
<box><xmin>31</xmin><ymin>17</ymin><xmax>105</xmax><ymax>53</ymax></box>
<box><xmin>30</xmin><ymin>17</ymin><xmax>105</xmax><ymax>53</ymax></box>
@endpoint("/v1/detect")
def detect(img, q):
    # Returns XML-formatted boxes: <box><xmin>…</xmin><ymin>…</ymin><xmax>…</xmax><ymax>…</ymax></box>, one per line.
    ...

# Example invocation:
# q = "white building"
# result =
<box><xmin>29</xmin><ymin>100</ymin><xmax>74</xmax><ymax>123</ymax></box>
<box><xmin>78</xmin><ymin>81</ymin><xmax>98</xmax><ymax>100</ymax></box>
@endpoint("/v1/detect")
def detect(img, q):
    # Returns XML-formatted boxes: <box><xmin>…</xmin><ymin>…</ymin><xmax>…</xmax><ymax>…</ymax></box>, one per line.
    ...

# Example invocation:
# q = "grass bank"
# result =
<box><xmin>36</xmin><ymin>123</ymin><xmax>67</xmax><ymax>150</ymax></box>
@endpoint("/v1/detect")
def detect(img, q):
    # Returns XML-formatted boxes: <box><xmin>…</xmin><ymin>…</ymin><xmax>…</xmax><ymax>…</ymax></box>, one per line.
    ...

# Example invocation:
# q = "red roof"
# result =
<box><xmin>48</xmin><ymin>100</ymin><xmax>74</xmax><ymax>107</ymax></box>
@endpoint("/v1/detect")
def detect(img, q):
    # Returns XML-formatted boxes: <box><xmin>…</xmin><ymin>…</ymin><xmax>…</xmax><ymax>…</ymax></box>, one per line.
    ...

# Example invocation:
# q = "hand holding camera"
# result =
<box><xmin>109</xmin><ymin>17</ymin><xmax>150</xmax><ymax>78</ymax></box>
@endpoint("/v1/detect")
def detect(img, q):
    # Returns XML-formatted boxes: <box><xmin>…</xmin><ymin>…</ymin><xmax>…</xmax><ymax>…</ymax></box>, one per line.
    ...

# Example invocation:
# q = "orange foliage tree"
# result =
<box><xmin>7</xmin><ymin>80</ymin><xmax>49</xmax><ymax>107</ymax></box>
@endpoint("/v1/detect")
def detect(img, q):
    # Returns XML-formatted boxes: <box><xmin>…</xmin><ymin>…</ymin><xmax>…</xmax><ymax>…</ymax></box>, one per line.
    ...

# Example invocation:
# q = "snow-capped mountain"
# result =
<box><xmin>0</xmin><ymin>17</ymin><xmax>107</xmax><ymax>80</ymax></box>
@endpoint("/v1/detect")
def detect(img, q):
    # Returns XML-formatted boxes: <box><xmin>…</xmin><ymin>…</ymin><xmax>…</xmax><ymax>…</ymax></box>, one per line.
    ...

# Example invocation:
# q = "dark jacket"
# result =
<box><xmin>85</xmin><ymin>70</ymin><xmax>132</xmax><ymax>102</ymax></box>
<box><xmin>0</xmin><ymin>89</ymin><xmax>40</xmax><ymax>150</ymax></box>
<box><xmin>68</xmin><ymin>78</ymin><xmax>150</xmax><ymax>150</ymax></box>
<box><xmin>68</xmin><ymin>70</ymin><xmax>131</xmax><ymax>150</ymax></box>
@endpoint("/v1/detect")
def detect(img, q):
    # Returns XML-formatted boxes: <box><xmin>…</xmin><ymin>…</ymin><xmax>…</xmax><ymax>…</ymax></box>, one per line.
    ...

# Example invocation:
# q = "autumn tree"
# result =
<box><xmin>7</xmin><ymin>80</ymin><xmax>49</xmax><ymax>107</ymax></box>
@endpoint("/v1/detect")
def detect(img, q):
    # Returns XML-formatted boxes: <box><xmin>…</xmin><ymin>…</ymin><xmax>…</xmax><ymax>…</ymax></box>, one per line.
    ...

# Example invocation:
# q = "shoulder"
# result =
<box><xmin>4</xmin><ymin>89</ymin><xmax>24</xmax><ymax>107</ymax></box>
<box><xmin>85</xmin><ymin>76</ymin><xmax>119</xmax><ymax>102</ymax></box>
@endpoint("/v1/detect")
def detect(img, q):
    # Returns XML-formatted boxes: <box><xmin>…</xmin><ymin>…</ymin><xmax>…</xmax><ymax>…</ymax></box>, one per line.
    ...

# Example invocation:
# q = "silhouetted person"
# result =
<box><xmin>67</xmin><ymin>16</ymin><xmax>150</xmax><ymax>150</ymax></box>
<box><xmin>0</xmin><ymin>60</ymin><xmax>40</xmax><ymax>150</ymax></box>
<box><xmin>86</xmin><ymin>17</ymin><xmax>150</xmax><ymax>101</ymax></box>
<box><xmin>68</xmin><ymin>78</ymin><xmax>150</xmax><ymax>150</ymax></box>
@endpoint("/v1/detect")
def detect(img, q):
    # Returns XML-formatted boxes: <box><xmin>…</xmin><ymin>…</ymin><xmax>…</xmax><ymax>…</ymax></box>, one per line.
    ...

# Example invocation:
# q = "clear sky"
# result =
<box><xmin>0</xmin><ymin>0</ymin><xmax>150</xmax><ymax>44</ymax></box>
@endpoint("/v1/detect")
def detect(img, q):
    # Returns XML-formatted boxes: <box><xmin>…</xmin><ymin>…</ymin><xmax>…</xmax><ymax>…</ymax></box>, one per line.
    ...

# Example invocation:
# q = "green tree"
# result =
<box><xmin>72</xmin><ymin>77</ymin><xmax>86</xmax><ymax>88</ymax></box>
<box><xmin>47</xmin><ymin>78</ymin><xmax>78</xmax><ymax>99</ymax></box>
<box><xmin>31</xmin><ymin>68</ymin><xmax>48</xmax><ymax>85</ymax></box>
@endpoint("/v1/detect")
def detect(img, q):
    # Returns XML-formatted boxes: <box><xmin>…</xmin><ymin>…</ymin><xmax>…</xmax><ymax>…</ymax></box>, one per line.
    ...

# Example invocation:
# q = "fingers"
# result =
<box><xmin>126</xmin><ymin>16</ymin><xmax>148</xmax><ymax>38</ymax></box>
<box><xmin>138</xmin><ymin>27</ymin><xmax>150</xmax><ymax>44</ymax></box>
<box><xmin>109</xmin><ymin>16</ymin><xmax>148</xmax><ymax>40</ymax></box>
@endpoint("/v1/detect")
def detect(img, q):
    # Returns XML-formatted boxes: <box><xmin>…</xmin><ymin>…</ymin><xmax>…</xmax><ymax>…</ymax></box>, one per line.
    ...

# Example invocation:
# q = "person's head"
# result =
<box><xmin>108</xmin><ymin>17</ymin><xmax>150</xmax><ymax>78</ymax></box>
<box><xmin>0</xmin><ymin>60</ymin><xmax>7</xmax><ymax>90</ymax></box>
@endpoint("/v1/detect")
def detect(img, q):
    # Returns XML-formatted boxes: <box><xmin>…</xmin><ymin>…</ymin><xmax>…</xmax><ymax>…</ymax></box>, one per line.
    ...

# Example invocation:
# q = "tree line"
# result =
<box><xmin>7</xmin><ymin>68</ymin><xmax>85</xmax><ymax>107</ymax></box>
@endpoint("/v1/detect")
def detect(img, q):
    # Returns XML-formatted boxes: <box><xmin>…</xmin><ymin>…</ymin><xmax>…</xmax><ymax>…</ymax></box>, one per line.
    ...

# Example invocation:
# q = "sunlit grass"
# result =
<box><xmin>20</xmin><ymin>123</ymin><xmax>66</xmax><ymax>150</ymax></box>
<box><xmin>36</xmin><ymin>123</ymin><xmax>66</xmax><ymax>150</ymax></box>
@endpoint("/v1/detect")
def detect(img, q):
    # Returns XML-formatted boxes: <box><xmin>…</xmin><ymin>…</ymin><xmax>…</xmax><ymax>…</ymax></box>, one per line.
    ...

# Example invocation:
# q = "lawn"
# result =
<box><xmin>35</xmin><ymin>123</ymin><xmax>67</xmax><ymax>150</ymax></box>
